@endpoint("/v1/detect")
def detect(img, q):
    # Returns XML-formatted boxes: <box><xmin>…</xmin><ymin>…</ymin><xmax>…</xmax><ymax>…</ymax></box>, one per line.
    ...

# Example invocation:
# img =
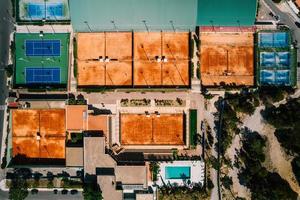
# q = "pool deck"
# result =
<box><xmin>157</xmin><ymin>160</ymin><xmax>204</xmax><ymax>186</ymax></box>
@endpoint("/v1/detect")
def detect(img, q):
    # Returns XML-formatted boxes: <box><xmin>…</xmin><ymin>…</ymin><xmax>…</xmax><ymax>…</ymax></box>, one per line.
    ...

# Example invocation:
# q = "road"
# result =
<box><xmin>0</xmin><ymin>190</ymin><xmax>83</xmax><ymax>200</ymax></box>
<box><xmin>0</xmin><ymin>0</ymin><xmax>13</xmax><ymax>181</ymax></box>
<box><xmin>264</xmin><ymin>0</ymin><xmax>300</xmax><ymax>61</ymax></box>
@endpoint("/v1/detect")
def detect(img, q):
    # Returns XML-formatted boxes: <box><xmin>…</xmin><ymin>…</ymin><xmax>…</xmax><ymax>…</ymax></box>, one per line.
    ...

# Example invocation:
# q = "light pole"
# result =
<box><xmin>170</xmin><ymin>20</ymin><xmax>176</xmax><ymax>32</ymax></box>
<box><xmin>111</xmin><ymin>20</ymin><xmax>117</xmax><ymax>32</ymax></box>
<box><xmin>84</xmin><ymin>21</ymin><xmax>92</xmax><ymax>32</ymax></box>
<box><xmin>210</xmin><ymin>20</ymin><xmax>215</xmax><ymax>33</ymax></box>
<box><xmin>142</xmin><ymin>20</ymin><xmax>149</xmax><ymax>33</ymax></box>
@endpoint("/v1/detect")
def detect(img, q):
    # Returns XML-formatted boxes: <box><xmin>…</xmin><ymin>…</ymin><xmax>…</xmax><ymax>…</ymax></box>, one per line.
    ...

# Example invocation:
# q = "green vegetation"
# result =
<box><xmin>189</xmin><ymin>109</ymin><xmax>197</xmax><ymax>147</ymax></box>
<box><xmin>238</xmin><ymin>129</ymin><xmax>297</xmax><ymax>200</ymax></box>
<box><xmin>149</xmin><ymin>162</ymin><xmax>160</xmax><ymax>181</ymax></box>
<box><xmin>83</xmin><ymin>183</ymin><xmax>103</xmax><ymax>200</ymax></box>
<box><xmin>262</xmin><ymin>98</ymin><xmax>300</xmax><ymax>183</ymax></box>
<box><xmin>159</xmin><ymin>184</ymin><xmax>209</xmax><ymax>200</ymax></box>
<box><xmin>5</xmin><ymin>64</ymin><xmax>13</xmax><ymax>77</ymax></box>
<box><xmin>9</xmin><ymin>178</ymin><xmax>28</xmax><ymax>200</ymax></box>
<box><xmin>70</xmin><ymin>132</ymin><xmax>84</xmax><ymax>144</ymax></box>
<box><xmin>225</xmin><ymin>92</ymin><xmax>259</xmax><ymax>115</ymax></box>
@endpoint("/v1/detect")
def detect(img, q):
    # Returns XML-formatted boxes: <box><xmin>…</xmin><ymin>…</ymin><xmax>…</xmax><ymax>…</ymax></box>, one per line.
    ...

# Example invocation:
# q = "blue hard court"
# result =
<box><xmin>25</xmin><ymin>67</ymin><xmax>60</xmax><ymax>84</ymax></box>
<box><xmin>26</xmin><ymin>40</ymin><xmax>61</xmax><ymax>56</ymax></box>
<box><xmin>46</xmin><ymin>3</ymin><xmax>64</xmax><ymax>19</ymax></box>
<box><xmin>27</xmin><ymin>3</ymin><xmax>45</xmax><ymax>19</ymax></box>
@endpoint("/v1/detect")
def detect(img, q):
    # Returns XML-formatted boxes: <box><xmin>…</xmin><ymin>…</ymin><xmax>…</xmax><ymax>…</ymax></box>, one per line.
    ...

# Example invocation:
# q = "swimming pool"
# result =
<box><xmin>165</xmin><ymin>166</ymin><xmax>191</xmax><ymax>179</ymax></box>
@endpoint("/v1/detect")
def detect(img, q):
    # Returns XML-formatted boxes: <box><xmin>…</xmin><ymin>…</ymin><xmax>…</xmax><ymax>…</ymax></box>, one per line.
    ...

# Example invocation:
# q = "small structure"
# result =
<box><xmin>157</xmin><ymin>160</ymin><xmax>204</xmax><ymax>187</ymax></box>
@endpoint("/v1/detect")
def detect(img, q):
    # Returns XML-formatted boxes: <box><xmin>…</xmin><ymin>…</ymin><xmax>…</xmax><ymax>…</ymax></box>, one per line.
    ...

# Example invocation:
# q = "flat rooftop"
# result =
<box><xmin>120</xmin><ymin>113</ymin><xmax>185</xmax><ymax>145</ymax></box>
<box><xmin>12</xmin><ymin>109</ymin><xmax>66</xmax><ymax>159</ymax></box>
<box><xmin>200</xmin><ymin>32</ymin><xmax>254</xmax><ymax>86</ymax></box>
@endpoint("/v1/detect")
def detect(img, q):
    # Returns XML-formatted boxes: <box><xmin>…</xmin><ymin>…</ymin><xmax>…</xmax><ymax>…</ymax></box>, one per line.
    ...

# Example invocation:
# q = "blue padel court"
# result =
<box><xmin>27</xmin><ymin>2</ymin><xmax>64</xmax><ymax>20</ymax></box>
<box><xmin>260</xmin><ymin>70</ymin><xmax>290</xmax><ymax>85</ymax></box>
<box><xmin>260</xmin><ymin>52</ymin><xmax>290</xmax><ymax>67</ymax></box>
<box><xmin>25</xmin><ymin>67</ymin><xmax>61</xmax><ymax>84</ymax></box>
<box><xmin>259</xmin><ymin>32</ymin><xmax>288</xmax><ymax>48</ymax></box>
<box><xmin>25</xmin><ymin>40</ymin><xmax>61</xmax><ymax>56</ymax></box>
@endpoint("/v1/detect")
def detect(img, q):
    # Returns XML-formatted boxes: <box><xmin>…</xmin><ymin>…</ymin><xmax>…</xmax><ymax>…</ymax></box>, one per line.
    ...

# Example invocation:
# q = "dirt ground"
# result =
<box><xmin>106</xmin><ymin>61</ymin><xmax>132</xmax><ymax>86</ymax></box>
<box><xmin>12</xmin><ymin>110</ymin><xmax>39</xmax><ymax>137</ymax></box>
<box><xmin>77</xmin><ymin>33</ymin><xmax>105</xmax><ymax>60</ymax></box>
<box><xmin>66</xmin><ymin>105</ymin><xmax>87</xmax><ymax>131</ymax></box>
<box><xmin>105</xmin><ymin>32</ymin><xmax>132</xmax><ymax>60</ymax></box>
<box><xmin>120</xmin><ymin>113</ymin><xmax>184</xmax><ymax>145</ymax></box>
<box><xmin>77</xmin><ymin>61</ymin><xmax>106</xmax><ymax>86</ymax></box>
<box><xmin>88</xmin><ymin>115</ymin><xmax>108</xmax><ymax>134</ymax></box>
<box><xmin>162</xmin><ymin>32</ymin><xmax>189</xmax><ymax>60</ymax></box>
<box><xmin>200</xmin><ymin>32</ymin><xmax>254</xmax><ymax>86</ymax></box>
<box><xmin>162</xmin><ymin>61</ymin><xmax>189</xmax><ymax>86</ymax></box>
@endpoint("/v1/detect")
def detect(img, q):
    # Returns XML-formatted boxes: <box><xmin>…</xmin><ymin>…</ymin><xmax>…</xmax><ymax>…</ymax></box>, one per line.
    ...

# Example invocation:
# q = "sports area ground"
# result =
<box><xmin>15</xmin><ymin>33</ymin><xmax>70</xmax><ymax>86</ymax></box>
<box><xmin>77</xmin><ymin>32</ymin><xmax>190</xmax><ymax>87</ymax></box>
<box><xmin>120</xmin><ymin>113</ymin><xmax>185</xmax><ymax>145</ymax></box>
<box><xmin>133</xmin><ymin>32</ymin><xmax>189</xmax><ymax>87</ymax></box>
<box><xmin>12</xmin><ymin>109</ymin><xmax>66</xmax><ymax>159</ymax></box>
<box><xmin>77</xmin><ymin>32</ymin><xmax>133</xmax><ymax>86</ymax></box>
<box><xmin>200</xmin><ymin>32</ymin><xmax>254</xmax><ymax>86</ymax></box>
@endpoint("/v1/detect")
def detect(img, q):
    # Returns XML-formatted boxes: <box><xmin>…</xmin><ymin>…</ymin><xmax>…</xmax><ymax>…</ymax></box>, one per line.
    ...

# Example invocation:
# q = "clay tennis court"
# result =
<box><xmin>134</xmin><ymin>32</ymin><xmax>162</xmax><ymax>61</ymax></box>
<box><xmin>105</xmin><ymin>32</ymin><xmax>132</xmax><ymax>60</ymax></box>
<box><xmin>106</xmin><ymin>61</ymin><xmax>132</xmax><ymax>86</ymax></box>
<box><xmin>200</xmin><ymin>32</ymin><xmax>254</xmax><ymax>86</ymax></box>
<box><xmin>77</xmin><ymin>61</ymin><xmax>105</xmax><ymax>86</ymax></box>
<box><xmin>77</xmin><ymin>33</ymin><xmax>105</xmax><ymax>60</ymax></box>
<box><xmin>12</xmin><ymin>110</ymin><xmax>39</xmax><ymax>137</ymax></box>
<box><xmin>163</xmin><ymin>32</ymin><xmax>189</xmax><ymax>60</ymax></box>
<box><xmin>40</xmin><ymin>109</ymin><xmax>66</xmax><ymax>137</ymax></box>
<box><xmin>120</xmin><ymin>113</ymin><xmax>184</xmax><ymax>145</ymax></box>
<box><xmin>12</xmin><ymin>109</ymin><xmax>66</xmax><ymax>159</ymax></box>
<box><xmin>134</xmin><ymin>61</ymin><xmax>162</xmax><ymax>86</ymax></box>
<box><xmin>162</xmin><ymin>61</ymin><xmax>189</xmax><ymax>86</ymax></box>
<box><xmin>40</xmin><ymin>138</ymin><xmax>65</xmax><ymax>159</ymax></box>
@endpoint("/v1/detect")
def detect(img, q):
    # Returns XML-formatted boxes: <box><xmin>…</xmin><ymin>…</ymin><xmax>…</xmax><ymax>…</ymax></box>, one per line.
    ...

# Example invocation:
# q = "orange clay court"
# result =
<box><xmin>77</xmin><ymin>32</ymin><xmax>133</xmax><ymax>86</ymax></box>
<box><xmin>120</xmin><ymin>113</ymin><xmax>185</xmax><ymax>145</ymax></box>
<box><xmin>200</xmin><ymin>32</ymin><xmax>254</xmax><ymax>86</ymax></box>
<box><xmin>12</xmin><ymin>109</ymin><xmax>66</xmax><ymax>159</ymax></box>
<box><xmin>133</xmin><ymin>32</ymin><xmax>189</xmax><ymax>86</ymax></box>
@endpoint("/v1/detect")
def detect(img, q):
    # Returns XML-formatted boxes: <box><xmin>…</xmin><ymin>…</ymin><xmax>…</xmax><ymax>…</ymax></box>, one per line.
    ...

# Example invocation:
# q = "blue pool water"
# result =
<box><xmin>165</xmin><ymin>166</ymin><xmax>191</xmax><ymax>179</ymax></box>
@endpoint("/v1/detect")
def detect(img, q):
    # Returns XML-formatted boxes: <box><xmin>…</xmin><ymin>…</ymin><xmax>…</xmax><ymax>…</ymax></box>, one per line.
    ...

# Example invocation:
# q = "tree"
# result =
<box><xmin>83</xmin><ymin>183</ymin><xmax>103</xmax><ymax>200</ymax></box>
<box><xmin>9</xmin><ymin>178</ymin><xmax>28</xmax><ymax>200</ymax></box>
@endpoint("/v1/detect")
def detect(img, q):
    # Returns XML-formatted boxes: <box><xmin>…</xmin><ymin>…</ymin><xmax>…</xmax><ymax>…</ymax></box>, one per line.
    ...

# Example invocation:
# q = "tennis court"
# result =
<box><xmin>15</xmin><ymin>33</ymin><xmax>69</xmax><ymax>86</ymax></box>
<box><xmin>77</xmin><ymin>33</ymin><xmax>105</xmax><ymax>60</ymax></box>
<box><xmin>25</xmin><ymin>39</ymin><xmax>61</xmax><ymax>56</ymax></box>
<box><xmin>200</xmin><ymin>32</ymin><xmax>254</xmax><ymax>86</ymax></box>
<box><xmin>77</xmin><ymin>61</ymin><xmax>105</xmax><ymax>86</ymax></box>
<box><xmin>162</xmin><ymin>32</ymin><xmax>189</xmax><ymax>60</ymax></box>
<box><xmin>134</xmin><ymin>61</ymin><xmax>162</xmax><ymax>86</ymax></box>
<box><xmin>259</xmin><ymin>32</ymin><xmax>288</xmax><ymax>48</ymax></box>
<box><xmin>106</xmin><ymin>62</ymin><xmax>132</xmax><ymax>86</ymax></box>
<box><xmin>12</xmin><ymin>109</ymin><xmax>66</xmax><ymax>159</ymax></box>
<box><xmin>120</xmin><ymin>113</ymin><xmax>185</xmax><ymax>145</ymax></box>
<box><xmin>25</xmin><ymin>67</ymin><xmax>60</xmax><ymax>84</ymax></box>
<box><xmin>260</xmin><ymin>70</ymin><xmax>290</xmax><ymax>85</ymax></box>
<box><xmin>260</xmin><ymin>52</ymin><xmax>276</xmax><ymax>67</ymax></box>
<box><xmin>18</xmin><ymin>0</ymin><xmax>70</xmax><ymax>21</ymax></box>
<box><xmin>162</xmin><ymin>61</ymin><xmax>189</xmax><ymax>85</ymax></box>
